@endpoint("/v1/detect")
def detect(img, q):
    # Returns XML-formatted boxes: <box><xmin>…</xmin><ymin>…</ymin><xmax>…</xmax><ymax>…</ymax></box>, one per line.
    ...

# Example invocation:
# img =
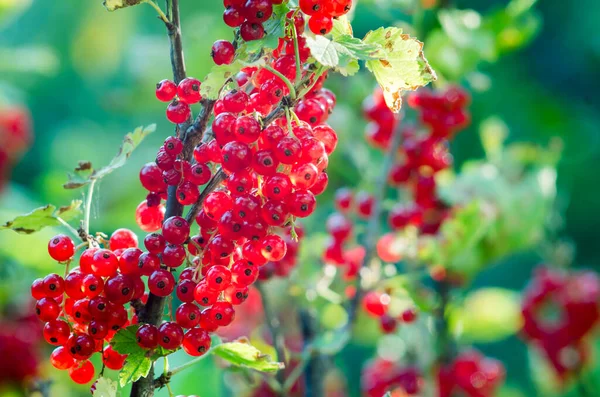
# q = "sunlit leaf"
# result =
<box><xmin>450</xmin><ymin>288</ymin><xmax>523</xmax><ymax>342</ymax></box>
<box><xmin>212</xmin><ymin>338</ymin><xmax>284</xmax><ymax>373</ymax></box>
<box><xmin>64</xmin><ymin>124</ymin><xmax>155</xmax><ymax>189</ymax></box>
<box><xmin>119</xmin><ymin>351</ymin><xmax>152</xmax><ymax>388</ymax></box>
<box><xmin>92</xmin><ymin>377</ymin><xmax>118</xmax><ymax>397</ymax></box>
<box><xmin>363</xmin><ymin>27</ymin><xmax>436</xmax><ymax>112</ymax></box>
<box><xmin>110</xmin><ymin>325</ymin><xmax>141</xmax><ymax>355</ymax></box>
<box><xmin>103</xmin><ymin>0</ymin><xmax>143</xmax><ymax>11</ymax></box>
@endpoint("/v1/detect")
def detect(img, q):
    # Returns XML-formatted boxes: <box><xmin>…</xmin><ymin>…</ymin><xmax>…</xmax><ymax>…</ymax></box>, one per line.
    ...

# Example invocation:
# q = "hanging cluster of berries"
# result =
<box><xmin>0</xmin><ymin>105</ymin><xmax>32</xmax><ymax>191</ymax></box>
<box><xmin>362</xmin><ymin>290</ymin><xmax>418</xmax><ymax>334</ymax></box>
<box><xmin>521</xmin><ymin>267</ymin><xmax>600</xmax><ymax>379</ymax></box>
<box><xmin>222</xmin><ymin>0</ymin><xmax>282</xmax><ymax>41</ymax></box>
<box><xmin>366</xmin><ymin>86</ymin><xmax>470</xmax><ymax>238</ymax></box>
<box><xmin>437</xmin><ymin>350</ymin><xmax>505</xmax><ymax>397</ymax></box>
<box><xmin>155</xmin><ymin>77</ymin><xmax>202</xmax><ymax>125</ymax></box>
<box><xmin>361</xmin><ymin>358</ymin><xmax>422</xmax><ymax>397</ymax></box>
<box><xmin>34</xmin><ymin>230</ymin><xmax>141</xmax><ymax>384</ymax></box>
<box><xmin>299</xmin><ymin>0</ymin><xmax>353</xmax><ymax>35</ymax></box>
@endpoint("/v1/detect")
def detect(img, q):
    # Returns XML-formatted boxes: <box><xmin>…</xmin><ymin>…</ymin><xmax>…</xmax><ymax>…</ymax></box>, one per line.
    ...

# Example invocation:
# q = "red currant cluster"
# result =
<box><xmin>33</xmin><ymin>230</ymin><xmax>142</xmax><ymax>384</ymax></box>
<box><xmin>321</xmin><ymin>188</ymin><xmax>374</xmax><ymax>280</ymax></box>
<box><xmin>437</xmin><ymin>351</ymin><xmax>505</xmax><ymax>397</ymax></box>
<box><xmin>0</xmin><ymin>105</ymin><xmax>32</xmax><ymax>191</ymax></box>
<box><xmin>155</xmin><ymin>77</ymin><xmax>202</xmax><ymax>124</ymax></box>
<box><xmin>299</xmin><ymin>0</ymin><xmax>353</xmax><ymax>35</ymax></box>
<box><xmin>361</xmin><ymin>358</ymin><xmax>422</xmax><ymax>396</ymax></box>
<box><xmin>128</xmin><ymin>35</ymin><xmax>337</xmax><ymax>366</ymax></box>
<box><xmin>362</xmin><ymin>290</ymin><xmax>417</xmax><ymax>334</ymax></box>
<box><xmin>364</xmin><ymin>86</ymin><xmax>471</xmax><ymax>239</ymax></box>
<box><xmin>521</xmin><ymin>267</ymin><xmax>600</xmax><ymax>378</ymax></box>
<box><xmin>222</xmin><ymin>0</ymin><xmax>283</xmax><ymax>41</ymax></box>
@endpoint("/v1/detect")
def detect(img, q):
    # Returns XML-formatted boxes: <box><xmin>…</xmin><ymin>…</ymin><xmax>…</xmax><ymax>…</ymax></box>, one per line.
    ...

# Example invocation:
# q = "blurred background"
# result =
<box><xmin>0</xmin><ymin>0</ymin><xmax>598</xmax><ymax>396</ymax></box>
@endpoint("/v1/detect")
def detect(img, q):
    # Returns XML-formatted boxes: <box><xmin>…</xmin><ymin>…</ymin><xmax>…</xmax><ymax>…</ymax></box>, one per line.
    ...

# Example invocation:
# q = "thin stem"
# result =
<box><xmin>297</xmin><ymin>66</ymin><xmax>326</xmax><ymax>98</ymax></box>
<box><xmin>256</xmin><ymin>282</ymin><xmax>286</xmax><ymax>391</ymax></box>
<box><xmin>345</xmin><ymin>126</ymin><xmax>403</xmax><ymax>328</ymax></box>
<box><xmin>264</xmin><ymin>65</ymin><xmax>297</xmax><ymax>100</ymax></box>
<box><xmin>184</xmin><ymin>169</ymin><xmax>227</xmax><ymax>224</ymax></box>
<box><xmin>169</xmin><ymin>352</ymin><xmax>212</xmax><ymax>377</ymax></box>
<box><xmin>165</xmin><ymin>383</ymin><xmax>174</xmax><ymax>397</ymax></box>
<box><xmin>56</xmin><ymin>217</ymin><xmax>81</xmax><ymax>241</ymax></box>
<box><xmin>83</xmin><ymin>179</ymin><xmax>96</xmax><ymax>238</ymax></box>
<box><xmin>143</xmin><ymin>0</ymin><xmax>170</xmax><ymax>24</ymax></box>
<box><xmin>289</xmin><ymin>19</ymin><xmax>302</xmax><ymax>85</ymax></box>
<box><xmin>283</xmin><ymin>352</ymin><xmax>310</xmax><ymax>392</ymax></box>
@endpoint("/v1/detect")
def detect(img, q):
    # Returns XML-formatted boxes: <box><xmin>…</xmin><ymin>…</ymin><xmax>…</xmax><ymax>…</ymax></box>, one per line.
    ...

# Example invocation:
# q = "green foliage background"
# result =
<box><xmin>0</xmin><ymin>0</ymin><xmax>599</xmax><ymax>396</ymax></box>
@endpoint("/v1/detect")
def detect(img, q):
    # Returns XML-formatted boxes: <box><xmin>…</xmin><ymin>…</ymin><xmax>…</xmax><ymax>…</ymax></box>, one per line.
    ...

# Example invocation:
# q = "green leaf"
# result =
<box><xmin>201</xmin><ymin>58</ymin><xmax>265</xmax><ymax>100</ymax></box>
<box><xmin>103</xmin><ymin>0</ymin><xmax>143</xmax><ymax>11</ymax></box>
<box><xmin>363</xmin><ymin>27</ymin><xmax>436</xmax><ymax>112</ymax></box>
<box><xmin>119</xmin><ymin>350</ymin><xmax>152</xmax><ymax>388</ymax></box>
<box><xmin>304</xmin><ymin>33</ymin><xmax>381</xmax><ymax>76</ymax></box>
<box><xmin>331</xmin><ymin>16</ymin><xmax>353</xmax><ymax>39</ymax></box>
<box><xmin>92</xmin><ymin>377</ymin><xmax>118</xmax><ymax>397</ymax></box>
<box><xmin>0</xmin><ymin>200</ymin><xmax>82</xmax><ymax>234</ymax></box>
<box><xmin>110</xmin><ymin>325</ymin><xmax>141</xmax><ymax>355</ymax></box>
<box><xmin>64</xmin><ymin>124</ymin><xmax>155</xmax><ymax>189</ymax></box>
<box><xmin>212</xmin><ymin>338</ymin><xmax>284</xmax><ymax>373</ymax></box>
<box><xmin>449</xmin><ymin>288</ymin><xmax>523</xmax><ymax>343</ymax></box>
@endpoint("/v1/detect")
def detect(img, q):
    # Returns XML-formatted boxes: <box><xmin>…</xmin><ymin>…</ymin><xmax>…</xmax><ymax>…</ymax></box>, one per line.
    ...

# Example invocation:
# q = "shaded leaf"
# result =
<box><xmin>305</xmin><ymin>33</ymin><xmax>380</xmax><ymax>76</ymax></box>
<box><xmin>0</xmin><ymin>200</ymin><xmax>82</xmax><ymax>234</ymax></box>
<box><xmin>64</xmin><ymin>125</ymin><xmax>155</xmax><ymax>189</ymax></box>
<box><xmin>364</xmin><ymin>27</ymin><xmax>436</xmax><ymax>112</ymax></box>
<box><xmin>92</xmin><ymin>377</ymin><xmax>118</xmax><ymax>397</ymax></box>
<box><xmin>213</xmin><ymin>338</ymin><xmax>284</xmax><ymax>373</ymax></box>
<box><xmin>240</xmin><ymin>3</ymin><xmax>290</xmax><ymax>54</ymax></box>
<box><xmin>201</xmin><ymin>58</ymin><xmax>265</xmax><ymax>100</ymax></box>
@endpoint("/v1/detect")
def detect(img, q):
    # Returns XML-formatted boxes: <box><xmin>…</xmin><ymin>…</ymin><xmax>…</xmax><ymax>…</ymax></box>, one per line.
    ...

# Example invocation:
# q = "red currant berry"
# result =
<box><xmin>69</xmin><ymin>360</ymin><xmax>95</xmax><ymax>384</ymax></box>
<box><xmin>148</xmin><ymin>269</ymin><xmax>176</xmax><ymax>297</ymax></box>
<box><xmin>158</xmin><ymin>322</ymin><xmax>184</xmax><ymax>350</ymax></box>
<box><xmin>210</xmin><ymin>301</ymin><xmax>236</xmax><ymax>326</ymax></box>
<box><xmin>211</xmin><ymin>40</ymin><xmax>235</xmax><ymax>65</ymax></box>
<box><xmin>43</xmin><ymin>319</ymin><xmax>71</xmax><ymax>345</ymax></box>
<box><xmin>166</xmin><ymin>100</ymin><xmax>191</xmax><ymax>124</ymax></box>
<box><xmin>136</xmin><ymin>324</ymin><xmax>159</xmax><ymax>349</ymax></box>
<box><xmin>136</xmin><ymin>200</ymin><xmax>166</xmax><ymax>232</ymax></box>
<box><xmin>67</xmin><ymin>333</ymin><xmax>96</xmax><ymax>360</ymax></box>
<box><xmin>36</xmin><ymin>297</ymin><xmax>60</xmax><ymax>321</ymax></box>
<box><xmin>175</xmin><ymin>302</ymin><xmax>201</xmax><ymax>328</ymax></box>
<box><xmin>162</xmin><ymin>216</ymin><xmax>190</xmax><ymax>245</ymax></box>
<box><xmin>102</xmin><ymin>345</ymin><xmax>127</xmax><ymax>370</ymax></box>
<box><xmin>177</xmin><ymin>77</ymin><xmax>202</xmax><ymax>104</ymax></box>
<box><xmin>51</xmin><ymin>346</ymin><xmax>76</xmax><ymax>370</ymax></box>
<box><xmin>156</xmin><ymin>79</ymin><xmax>177</xmax><ymax>102</ymax></box>
<box><xmin>48</xmin><ymin>234</ymin><xmax>75</xmax><ymax>262</ymax></box>
<box><xmin>182</xmin><ymin>327</ymin><xmax>211</xmax><ymax>356</ymax></box>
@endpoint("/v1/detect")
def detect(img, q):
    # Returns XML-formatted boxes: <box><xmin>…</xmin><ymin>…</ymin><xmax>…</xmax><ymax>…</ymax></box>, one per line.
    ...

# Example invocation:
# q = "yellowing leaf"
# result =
<box><xmin>92</xmin><ymin>377</ymin><xmax>118</xmax><ymax>397</ymax></box>
<box><xmin>364</xmin><ymin>27</ymin><xmax>437</xmax><ymax>112</ymax></box>
<box><xmin>103</xmin><ymin>0</ymin><xmax>143</xmax><ymax>11</ymax></box>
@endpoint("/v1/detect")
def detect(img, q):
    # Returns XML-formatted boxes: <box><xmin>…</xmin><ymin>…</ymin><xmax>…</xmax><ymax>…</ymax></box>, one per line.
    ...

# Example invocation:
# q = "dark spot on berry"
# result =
<box><xmin>75</xmin><ymin>312</ymin><xmax>81</xmax><ymax>318</ymax></box>
<box><xmin>179</xmin><ymin>192</ymin><xmax>186</xmax><ymax>200</ymax></box>
<box><xmin>181</xmin><ymin>286</ymin><xmax>188</xmax><ymax>293</ymax></box>
<box><xmin>215</xmin><ymin>313</ymin><xmax>223</xmax><ymax>320</ymax></box>
<box><xmin>192</xmin><ymin>84</ymin><xmax>199</xmax><ymax>91</ymax></box>
<box><xmin>244</xmin><ymin>269</ymin><xmax>252</xmax><ymax>276</ymax></box>
<box><xmin>233</xmin><ymin>224</ymin><xmax>241</xmax><ymax>232</ymax></box>
<box><xmin>310</xmin><ymin>117</ymin><xmax>317</xmax><ymax>123</ymax></box>
<box><xmin>284</xmin><ymin>149</ymin><xmax>292</xmax><ymax>156</ymax></box>
<box><xmin>122</xmin><ymin>287</ymin><xmax>130</xmax><ymax>295</ymax></box>
<box><xmin>112</xmin><ymin>325</ymin><xmax>120</xmax><ymax>330</ymax></box>
<box><xmin>265</xmin><ymin>245</ymin><xmax>273</xmax><ymax>252</ymax></box>
<box><xmin>189</xmin><ymin>313</ymin><xmax>197</xmax><ymax>320</ymax></box>
<box><xmin>49</xmin><ymin>284</ymin><xmax>56</xmax><ymax>290</ymax></box>
<box><xmin>52</xmin><ymin>238</ymin><xmax>59</xmax><ymax>244</ymax></box>
<box><xmin>216</xmin><ymin>277</ymin><xmax>223</xmax><ymax>284</ymax></box>
<box><xmin>163</xmin><ymin>336</ymin><xmax>170</xmax><ymax>343</ymax></box>
<box><xmin>312</xmin><ymin>5</ymin><xmax>320</xmax><ymax>12</ymax></box>
<box><xmin>301</xmin><ymin>204</ymin><xmax>308</xmax><ymax>211</ymax></box>
<box><xmin>257</xmin><ymin>11</ymin><xmax>264</xmax><ymax>18</ymax></box>
<box><xmin>175</xmin><ymin>220</ymin><xmax>183</xmax><ymax>227</ymax></box>
<box><xmin>239</xmin><ymin>211</ymin><xmax>246</xmax><ymax>218</ymax></box>
<box><xmin>98</xmin><ymin>303</ymin><xmax>106</xmax><ymax>310</ymax></box>
<box><xmin>198</xmin><ymin>346</ymin><xmax>206</xmax><ymax>352</ymax></box>
<box><xmin>89</xmin><ymin>285</ymin><xmax>97</xmax><ymax>291</ymax></box>
<box><xmin>236</xmin><ymin>292</ymin><xmax>243</xmax><ymax>299</ymax></box>
<box><xmin>157</xmin><ymin>281</ymin><xmax>166</xmax><ymax>289</ymax></box>
<box><xmin>304</xmin><ymin>173</ymin><xmax>311</xmax><ymax>180</ymax></box>
<box><xmin>319</xmin><ymin>28</ymin><xmax>326</xmax><ymax>34</ymax></box>
<box><xmin>274</xmin><ymin>187</ymin><xmax>281</xmax><ymax>194</ymax></box>
<box><xmin>103</xmin><ymin>253</ymin><xmax>110</xmax><ymax>259</ymax></box>
<box><xmin>36</xmin><ymin>308</ymin><xmax>40</xmax><ymax>315</ymax></box>
<box><xmin>264</xmin><ymin>158</ymin><xmax>272</xmax><ymax>166</ymax></box>
<box><xmin>237</xmin><ymin>186</ymin><xmax>244</xmax><ymax>192</ymax></box>
<box><xmin>50</xmin><ymin>337</ymin><xmax>58</xmax><ymax>343</ymax></box>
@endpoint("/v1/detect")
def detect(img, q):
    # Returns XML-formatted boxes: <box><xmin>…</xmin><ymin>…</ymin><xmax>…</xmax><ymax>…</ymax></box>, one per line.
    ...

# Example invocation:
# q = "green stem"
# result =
<box><xmin>264</xmin><ymin>65</ymin><xmax>297</xmax><ymax>100</ymax></box>
<box><xmin>289</xmin><ymin>18</ymin><xmax>302</xmax><ymax>85</ymax></box>
<box><xmin>143</xmin><ymin>0</ymin><xmax>170</xmax><ymax>24</ymax></box>
<box><xmin>83</xmin><ymin>179</ymin><xmax>96</xmax><ymax>238</ymax></box>
<box><xmin>167</xmin><ymin>352</ymin><xmax>212</xmax><ymax>377</ymax></box>
<box><xmin>297</xmin><ymin>66</ymin><xmax>326</xmax><ymax>98</ymax></box>
<box><xmin>56</xmin><ymin>217</ymin><xmax>81</xmax><ymax>241</ymax></box>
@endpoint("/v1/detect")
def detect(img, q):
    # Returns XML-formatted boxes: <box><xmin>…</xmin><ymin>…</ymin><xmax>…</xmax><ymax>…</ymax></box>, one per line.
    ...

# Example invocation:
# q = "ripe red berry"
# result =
<box><xmin>401</xmin><ymin>308</ymin><xmax>418</xmax><ymax>323</ymax></box>
<box><xmin>166</xmin><ymin>100</ymin><xmax>191</xmax><ymax>124</ymax></box>
<box><xmin>148</xmin><ymin>269</ymin><xmax>176</xmax><ymax>297</ymax></box>
<box><xmin>206</xmin><ymin>265</ymin><xmax>232</xmax><ymax>291</ymax></box>
<box><xmin>194</xmin><ymin>282</ymin><xmax>220</xmax><ymax>306</ymax></box>
<box><xmin>105</xmin><ymin>274</ymin><xmax>135</xmax><ymax>304</ymax></box>
<box><xmin>43</xmin><ymin>319</ymin><xmax>70</xmax><ymax>345</ymax></box>
<box><xmin>231</xmin><ymin>260</ymin><xmax>258</xmax><ymax>287</ymax></box>
<box><xmin>234</xmin><ymin>115</ymin><xmax>261</xmax><ymax>144</ymax></box>
<box><xmin>177</xmin><ymin>77</ymin><xmax>202</xmax><ymax>104</ymax></box>
<box><xmin>259</xmin><ymin>234</ymin><xmax>287</xmax><ymax>262</ymax></box>
<box><xmin>102</xmin><ymin>345</ymin><xmax>127</xmax><ymax>370</ymax></box>
<box><xmin>136</xmin><ymin>324</ymin><xmax>159</xmax><ymax>349</ymax></box>
<box><xmin>182</xmin><ymin>327</ymin><xmax>212</xmax><ymax>356</ymax></box>
<box><xmin>140</xmin><ymin>162</ymin><xmax>167</xmax><ymax>193</ymax></box>
<box><xmin>91</xmin><ymin>249</ymin><xmax>119</xmax><ymax>277</ymax></box>
<box><xmin>67</xmin><ymin>333</ymin><xmax>96</xmax><ymax>360</ymax></box>
<box><xmin>156</xmin><ymin>79</ymin><xmax>177</xmax><ymax>102</ymax></box>
<box><xmin>158</xmin><ymin>322</ymin><xmax>184</xmax><ymax>350</ymax></box>
<box><xmin>136</xmin><ymin>200</ymin><xmax>166</xmax><ymax>232</ymax></box>
<box><xmin>308</xmin><ymin>14</ymin><xmax>333</xmax><ymax>35</ymax></box>
<box><xmin>162</xmin><ymin>216</ymin><xmax>190</xmax><ymax>245</ymax></box>
<box><xmin>175</xmin><ymin>302</ymin><xmax>201</xmax><ymax>328</ymax></box>
<box><xmin>109</xmin><ymin>228</ymin><xmax>138</xmax><ymax>251</ymax></box>
<box><xmin>48</xmin><ymin>234</ymin><xmax>75</xmax><ymax>262</ymax></box>
<box><xmin>221</xmin><ymin>141</ymin><xmax>253</xmax><ymax>173</ymax></box>
<box><xmin>51</xmin><ymin>346</ymin><xmax>76</xmax><ymax>370</ymax></box>
<box><xmin>144</xmin><ymin>233</ymin><xmax>166</xmax><ymax>255</ymax></box>
<box><xmin>287</xmin><ymin>189</ymin><xmax>316</xmax><ymax>218</ymax></box>
<box><xmin>210</xmin><ymin>301</ymin><xmax>236</xmax><ymax>327</ymax></box>
<box><xmin>82</xmin><ymin>274</ymin><xmax>104</xmax><ymax>298</ymax></box>
<box><xmin>69</xmin><ymin>360</ymin><xmax>95</xmax><ymax>384</ymax></box>
<box><xmin>88</xmin><ymin>320</ymin><xmax>109</xmax><ymax>340</ymax></box>
<box><xmin>42</xmin><ymin>273</ymin><xmax>65</xmax><ymax>298</ymax></box>
<box><xmin>240</xmin><ymin>21</ymin><xmax>265</xmax><ymax>41</ymax></box>
<box><xmin>211</xmin><ymin>40</ymin><xmax>236</xmax><ymax>65</ymax></box>
<box><xmin>36</xmin><ymin>297</ymin><xmax>60</xmax><ymax>321</ymax></box>
<box><xmin>362</xmin><ymin>291</ymin><xmax>389</xmax><ymax>317</ymax></box>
